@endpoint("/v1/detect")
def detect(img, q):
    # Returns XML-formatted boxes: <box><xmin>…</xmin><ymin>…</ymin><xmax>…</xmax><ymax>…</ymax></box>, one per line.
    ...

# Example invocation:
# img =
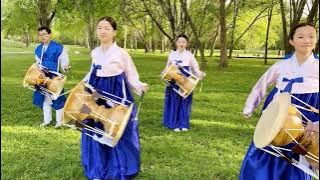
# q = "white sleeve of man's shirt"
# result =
<box><xmin>59</xmin><ymin>48</ymin><xmax>69</xmax><ymax>72</ymax></box>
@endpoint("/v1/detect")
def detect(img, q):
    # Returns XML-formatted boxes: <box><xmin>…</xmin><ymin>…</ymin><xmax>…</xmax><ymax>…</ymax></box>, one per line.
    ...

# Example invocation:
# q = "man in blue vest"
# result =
<box><xmin>33</xmin><ymin>26</ymin><xmax>70</xmax><ymax>128</ymax></box>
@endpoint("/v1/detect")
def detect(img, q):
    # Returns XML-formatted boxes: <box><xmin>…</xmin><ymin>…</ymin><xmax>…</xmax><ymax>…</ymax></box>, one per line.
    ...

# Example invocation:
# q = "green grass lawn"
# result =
<box><xmin>1</xmin><ymin>45</ymin><xmax>278</xmax><ymax>179</ymax></box>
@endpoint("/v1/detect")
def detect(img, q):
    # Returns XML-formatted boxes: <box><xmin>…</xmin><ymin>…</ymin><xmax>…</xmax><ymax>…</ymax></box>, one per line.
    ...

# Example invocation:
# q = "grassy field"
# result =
<box><xmin>1</xmin><ymin>45</ymin><xmax>278</xmax><ymax>179</ymax></box>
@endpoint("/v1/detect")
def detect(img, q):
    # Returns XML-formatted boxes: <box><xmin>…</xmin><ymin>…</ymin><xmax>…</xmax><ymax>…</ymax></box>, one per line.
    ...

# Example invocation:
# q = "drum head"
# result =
<box><xmin>23</xmin><ymin>63</ymin><xmax>43</xmax><ymax>86</ymax></box>
<box><xmin>63</xmin><ymin>82</ymin><xmax>90</xmax><ymax>123</ymax></box>
<box><xmin>253</xmin><ymin>93</ymin><xmax>291</xmax><ymax>148</ymax></box>
<box><xmin>161</xmin><ymin>64</ymin><xmax>176</xmax><ymax>80</ymax></box>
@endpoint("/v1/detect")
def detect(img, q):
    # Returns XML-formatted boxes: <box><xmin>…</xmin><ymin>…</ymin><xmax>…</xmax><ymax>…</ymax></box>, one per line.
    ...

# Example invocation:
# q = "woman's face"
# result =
<box><xmin>289</xmin><ymin>25</ymin><xmax>317</xmax><ymax>54</ymax></box>
<box><xmin>96</xmin><ymin>20</ymin><xmax>116</xmax><ymax>43</ymax></box>
<box><xmin>176</xmin><ymin>37</ymin><xmax>187</xmax><ymax>51</ymax></box>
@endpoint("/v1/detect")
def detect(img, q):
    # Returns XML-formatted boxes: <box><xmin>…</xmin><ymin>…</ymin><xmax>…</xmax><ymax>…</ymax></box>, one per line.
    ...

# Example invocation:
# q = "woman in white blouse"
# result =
<box><xmin>161</xmin><ymin>34</ymin><xmax>205</xmax><ymax>132</ymax></box>
<box><xmin>239</xmin><ymin>23</ymin><xmax>319</xmax><ymax>180</ymax></box>
<box><xmin>81</xmin><ymin>16</ymin><xmax>148</xmax><ymax>180</ymax></box>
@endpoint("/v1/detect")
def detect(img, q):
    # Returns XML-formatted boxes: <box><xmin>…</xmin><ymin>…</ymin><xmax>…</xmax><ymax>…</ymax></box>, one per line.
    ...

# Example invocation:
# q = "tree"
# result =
<box><xmin>279</xmin><ymin>0</ymin><xmax>319</xmax><ymax>54</ymax></box>
<box><xmin>1</xmin><ymin>0</ymin><xmax>38</xmax><ymax>47</ymax></box>
<box><xmin>219</xmin><ymin>0</ymin><xmax>228</xmax><ymax>68</ymax></box>
<box><xmin>35</xmin><ymin>0</ymin><xmax>61</xmax><ymax>27</ymax></box>
<box><xmin>279</xmin><ymin>0</ymin><xmax>290</xmax><ymax>54</ymax></box>
<box><xmin>140</xmin><ymin>0</ymin><xmax>183</xmax><ymax>49</ymax></box>
<box><xmin>228</xmin><ymin>0</ymin><xmax>241</xmax><ymax>59</ymax></box>
<box><xmin>69</xmin><ymin>0</ymin><xmax>121</xmax><ymax>50</ymax></box>
<box><xmin>228</xmin><ymin>2</ymin><xmax>269</xmax><ymax>58</ymax></box>
<box><xmin>180</xmin><ymin>0</ymin><xmax>212</xmax><ymax>70</ymax></box>
<box><xmin>307</xmin><ymin>0</ymin><xmax>319</xmax><ymax>24</ymax></box>
<box><xmin>264</xmin><ymin>0</ymin><xmax>275</xmax><ymax>65</ymax></box>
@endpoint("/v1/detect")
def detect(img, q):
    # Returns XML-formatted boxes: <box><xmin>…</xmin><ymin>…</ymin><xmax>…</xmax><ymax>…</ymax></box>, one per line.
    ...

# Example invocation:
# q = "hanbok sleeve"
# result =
<box><xmin>123</xmin><ymin>51</ymin><xmax>147</xmax><ymax>95</ymax></box>
<box><xmin>35</xmin><ymin>55</ymin><xmax>41</xmax><ymax>64</ymax></box>
<box><xmin>82</xmin><ymin>65</ymin><xmax>93</xmax><ymax>83</ymax></box>
<box><xmin>243</xmin><ymin>63</ymin><xmax>280</xmax><ymax>116</ymax></box>
<box><xmin>58</xmin><ymin>48</ymin><xmax>70</xmax><ymax>72</ymax></box>
<box><xmin>190</xmin><ymin>53</ymin><xmax>204</xmax><ymax>79</ymax></box>
<box><xmin>160</xmin><ymin>56</ymin><xmax>172</xmax><ymax>75</ymax></box>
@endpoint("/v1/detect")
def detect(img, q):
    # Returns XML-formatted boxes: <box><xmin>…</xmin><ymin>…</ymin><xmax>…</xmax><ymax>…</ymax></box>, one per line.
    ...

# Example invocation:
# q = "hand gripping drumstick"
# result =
<box><xmin>134</xmin><ymin>92</ymin><xmax>145</xmax><ymax>121</ymax></box>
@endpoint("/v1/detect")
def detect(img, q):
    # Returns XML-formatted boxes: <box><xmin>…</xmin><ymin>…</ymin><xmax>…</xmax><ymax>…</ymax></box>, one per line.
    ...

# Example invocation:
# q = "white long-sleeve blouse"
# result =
<box><xmin>243</xmin><ymin>53</ymin><xmax>319</xmax><ymax>115</ymax></box>
<box><xmin>162</xmin><ymin>50</ymin><xmax>204</xmax><ymax>78</ymax></box>
<box><xmin>83</xmin><ymin>42</ymin><xmax>146</xmax><ymax>95</ymax></box>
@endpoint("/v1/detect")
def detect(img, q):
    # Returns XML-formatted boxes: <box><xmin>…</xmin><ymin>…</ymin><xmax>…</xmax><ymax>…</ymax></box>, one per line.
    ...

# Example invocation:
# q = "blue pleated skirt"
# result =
<box><xmin>162</xmin><ymin>66</ymin><xmax>193</xmax><ymax>129</ymax></box>
<box><xmin>239</xmin><ymin>88</ymin><xmax>319</xmax><ymax>180</ymax></box>
<box><xmin>81</xmin><ymin>72</ymin><xmax>140</xmax><ymax>180</ymax></box>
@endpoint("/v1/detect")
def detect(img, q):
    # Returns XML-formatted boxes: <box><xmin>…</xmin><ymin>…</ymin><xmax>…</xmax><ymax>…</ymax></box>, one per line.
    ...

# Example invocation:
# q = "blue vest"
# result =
<box><xmin>35</xmin><ymin>40</ymin><xmax>63</xmax><ymax>72</ymax></box>
<box><xmin>33</xmin><ymin>40</ymin><xmax>66</xmax><ymax>110</ymax></box>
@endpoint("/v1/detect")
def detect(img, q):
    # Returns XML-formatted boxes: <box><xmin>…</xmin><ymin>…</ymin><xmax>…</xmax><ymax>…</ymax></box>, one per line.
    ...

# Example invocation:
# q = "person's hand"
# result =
<box><xmin>202</xmin><ymin>72</ymin><xmax>206</xmax><ymax>77</ymax></box>
<box><xmin>242</xmin><ymin>107</ymin><xmax>253</xmax><ymax>119</ymax></box>
<box><xmin>63</xmin><ymin>65</ymin><xmax>71</xmax><ymax>72</ymax></box>
<box><xmin>141</xmin><ymin>83</ymin><xmax>149</xmax><ymax>94</ymax></box>
<box><xmin>199</xmin><ymin>72</ymin><xmax>206</xmax><ymax>80</ymax></box>
<box><xmin>243</xmin><ymin>113</ymin><xmax>252</xmax><ymax>118</ymax></box>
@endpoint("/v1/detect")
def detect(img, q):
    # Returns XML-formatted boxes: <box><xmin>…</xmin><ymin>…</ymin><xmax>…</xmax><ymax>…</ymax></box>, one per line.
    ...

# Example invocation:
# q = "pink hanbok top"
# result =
<box><xmin>243</xmin><ymin>53</ymin><xmax>319</xmax><ymax>115</ymax></box>
<box><xmin>163</xmin><ymin>50</ymin><xmax>204</xmax><ymax>78</ymax></box>
<box><xmin>83</xmin><ymin>42</ymin><xmax>146</xmax><ymax>95</ymax></box>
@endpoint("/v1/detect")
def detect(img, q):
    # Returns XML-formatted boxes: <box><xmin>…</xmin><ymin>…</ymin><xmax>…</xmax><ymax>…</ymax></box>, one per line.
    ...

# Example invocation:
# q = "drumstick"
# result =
<box><xmin>199</xmin><ymin>60</ymin><xmax>207</xmax><ymax>93</ymax></box>
<box><xmin>134</xmin><ymin>92</ymin><xmax>145</xmax><ymax>121</ymax></box>
<box><xmin>290</xmin><ymin>94</ymin><xmax>319</xmax><ymax>114</ymax></box>
<box><xmin>199</xmin><ymin>81</ymin><xmax>203</xmax><ymax>93</ymax></box>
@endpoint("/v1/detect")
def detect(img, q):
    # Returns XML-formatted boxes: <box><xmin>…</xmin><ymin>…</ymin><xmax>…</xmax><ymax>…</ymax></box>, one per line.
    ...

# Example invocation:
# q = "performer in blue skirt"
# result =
<box><xmin>161</xmin><ymin>34</ymin><xmax>205</xmax><ymax>132</ymax></box>
<box><xmin>81</xmin><ymin>16</ymin><xmax>148</xmax><ymax>180</ymax></box>
<box><xmin>240</xmin><ymin>23</ymin><xmax>319</xmax><ymax>180</ymax></box>
<box><xmin>33</xmin><ymin>26</ymin><xmax>70</xmax><ymax>128</ymax></box>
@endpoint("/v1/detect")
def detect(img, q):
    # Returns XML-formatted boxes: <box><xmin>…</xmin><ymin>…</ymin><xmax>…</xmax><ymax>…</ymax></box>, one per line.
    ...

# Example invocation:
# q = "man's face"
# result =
<box><xmin>38</xmin><ymin>30</ymin><xmax>51</xmax><ymax>44</ymax></box>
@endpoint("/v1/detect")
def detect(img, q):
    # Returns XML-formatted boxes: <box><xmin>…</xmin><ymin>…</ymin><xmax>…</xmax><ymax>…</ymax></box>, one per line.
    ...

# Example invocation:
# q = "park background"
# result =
<box><xmin>1</xmin><ymin>0</ymin><xmax>319</xmax><ymax>179</ymax></box>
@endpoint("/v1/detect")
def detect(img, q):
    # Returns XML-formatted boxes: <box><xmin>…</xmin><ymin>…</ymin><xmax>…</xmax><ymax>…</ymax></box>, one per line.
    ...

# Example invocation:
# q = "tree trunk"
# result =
<box><xmin>279</xmin><ymin>0</ymin><xmax>290</xmax><ymax>54</ymax></box>
<box><xmin>151</xmin><ymin>21</ymin><xmax>156</xmax><ymax>52</ymax></box>
<box><xmin>264</xmin><ymin>1</ymin><xmax>274</xmax><ymax>65</ymax></box>
<box><xmin>179</xmin><ymin>0</ymin><xmax>208</xmax><ymax>70</ymax></box>
<box><xmin>219</xmin><ymin>0</ymin><xmax>228</xmax><ymax>68</ymax></box>
<box><xmin>291</xmin><ymin>0</ymin><xmax>307</xmax><ymax>28</ymax></box>
<box><xmin>24</xmin><ymin>30</ymin><xmax>31</xmax><ymax>47</ymax></box>
<box><xmin>123</xmin><ymin>25</ymin><xmax>128</xmax><ymax>49</ymax></box>
<box><xmin>78</xmin><ymin>0</ymin><xmax>96</xmax><ymax>50</ymax></box>
<box><xmin>134</xmin><ymin>32</ymin><xmax>137</xmax><ymax>50</ymax></box>
<box><xmin>37</xmin><ymin>0</ymin><xmax>50</xmax><ymax>26</ymax></box>
<box><xmin>180</xmin><ymin>0</ymin><xmax>187</xmax><ymax>33</ymax></box>
<box><xmin>170</xmin><ymin>38</ymin><xmax>176</xmax><ymax>51</ymax></box>
<box><xmin>199</xmin><ymin>44</ymin><xmax>207</xmax><ymax>73</ymax></box>
<box><xmin>161</xmin><ymin>34</ymin><xmax>164</xmax><ymax>53</ymax></box>
<box><xmin>144</xmin><ymin>44</ymin><xmax>150</xmax><ymax>53</ymax></box>
<box><xmin>307</xmin><ymin>0</ymin><xmax>319</xmax><ymax>23</ymax></box>
<box><xmin>130</xmin><ymin>33</ymin><xmax>134</xmax><ymax>50</ymax></box>
<box><xmin>209</xmin><ymin>45</ymin><xmax>214</xmax><ymax>57</ymax></box>
<box><xmin>36</xmin><ymin>0</ymin><xmax>59</xmax><ymax>27</ymax></box>
<box><xmin>228</xmin><ymin>0</ymin><xmax>240</xmax><ymax>59</ymax></box>
<box><xmin>209</xmin><ymin>27</ymin><xmax>219</xmax><ymax>57</ymax></box>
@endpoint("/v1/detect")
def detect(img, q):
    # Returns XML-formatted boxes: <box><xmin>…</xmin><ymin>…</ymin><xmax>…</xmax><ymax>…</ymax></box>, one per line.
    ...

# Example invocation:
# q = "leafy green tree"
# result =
<box><xmin>1</xmin><ymin>0</ymin><xmax>38</xmax><ymax>47</ymax></box>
